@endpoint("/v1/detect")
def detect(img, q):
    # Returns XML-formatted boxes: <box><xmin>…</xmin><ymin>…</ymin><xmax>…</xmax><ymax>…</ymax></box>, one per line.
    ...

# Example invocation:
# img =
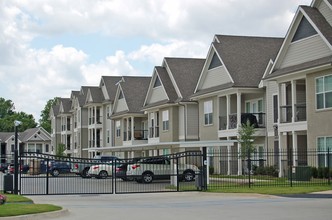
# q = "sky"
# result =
<box><xmin>0</xmin><ymin>0</ymin><xmax>312</xmax><ymax>122</ymax></box>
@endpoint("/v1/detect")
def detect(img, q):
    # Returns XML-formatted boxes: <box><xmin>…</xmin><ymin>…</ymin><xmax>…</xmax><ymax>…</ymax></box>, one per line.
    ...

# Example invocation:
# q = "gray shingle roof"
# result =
<box><xmin>155</xmin><ymin>66</ymin><xmax>178</xmax><ymax>102</ymax></box>
<box><xmin>119</xmin><ymin>76</ymin><xmax>151</xmax><ymax>113</ymax></box>
<box><xmin>51</xmin><ymin>104</ymin><xmax>60</xmax><ymax>116</ymax></box>
<box><xmin>101</xmin><ymin>76</ymin><xmax>123</xmax><ymax>102</ymax></box>
<box><xmin>0</xmin><ymin>132</ymin><xmax>12</xmax><ymax>142</ymax></box>
<box><xmin>213</xmin><ymin>35</ymin><xmax>283</xmax><ymax>87</ymax></box>
<box><xmin>59</xmin><ymin>98</ymin><xmax>71</xmax><ymax>113</ymax></box>
<box><xmin>164</xmin><ymin>57</ymin><xmax>205</xmax><ymax>101</ymax></box>
<box><xmin>87</xmin><ymin>87</ymin><xmax>105</xmax><ymax>103</ymax></box>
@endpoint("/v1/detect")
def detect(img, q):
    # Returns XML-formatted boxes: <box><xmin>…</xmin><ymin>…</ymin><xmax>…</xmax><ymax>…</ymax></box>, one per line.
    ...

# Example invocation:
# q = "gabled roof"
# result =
<box><xmin>155</xmin><ymin>66</ymin><xmax>178</xmax><ymax>101</ymax></box>
<box><xmin>213</xmin><ymin>35</ymin><xmax>283</xmax><ymax>87</ymax></box>
<box><xmin>19</xmin><ymin>127</ymin><xmax>51</xmax><ymax>142</ymax></box>
<box><xmin>0</xmin><ymin>132</ymin><xmax>12</xmax><ymax>142</ymax></box>
<box><xmin>164</xmin><ymin>57</ymin><xmax>205</xmax><ymax>101</ymax></box>
<box><xmin>112</xmin><ymin>76</ymin><xmax>151</xmax><ymax>116</ymax></box>
<box><xmin>59</xmin><ymin>98</ymin><xmax>71</xmax><ymax>114</ymax></box>
<box><xmin>266</xmin><ymin>1</ymin><xmax>332</xmax><ymax>79</ymax></box>
<box><xmin>100</xmin><ymin>76</ymin><xmax>123</xmax><ymax>103</ymax></box>
<box><xmin>50</xmin><ymin>104</ymin><xmax>60</xmax><ymax>117</ymax></box>
<box><xmin>85</xmin><ymin>86</ymin><xmax>104</xmax><ymax>104</ymax></box>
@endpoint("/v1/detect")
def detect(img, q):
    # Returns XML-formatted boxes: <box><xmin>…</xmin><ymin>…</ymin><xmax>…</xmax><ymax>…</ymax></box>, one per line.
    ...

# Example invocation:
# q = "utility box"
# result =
<box><xmin>3</xmin><ymin>173</ymin><xmax>13</xmax><ymax>193</ymax></box>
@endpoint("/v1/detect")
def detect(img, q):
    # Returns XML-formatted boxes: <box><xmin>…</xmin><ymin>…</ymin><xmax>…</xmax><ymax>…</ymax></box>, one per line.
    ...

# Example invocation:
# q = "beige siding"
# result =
<box><xmin>318</xmin><ymin>1</ymin><xmax>332</xmax><ymax>26</ymax></box>
<box><xmin>280</xmin><ymin>35</ymin><xmax>332</xmax><ymax>68</ymax></box>
<box><xmin>148</xmin><ymin>87</ymin><xmax>168</xmax><ymax>104</ymax></box>
<box><xmin>199</xmin><ymin>97</ymin><xmax>218</xmax><ymax>140</ymax></box>
<box><xmin>266</xmin><ymin>81</ymin><xmax>278</xmax><ymax>133</ymax></box>
<box><xmin>187</xmin><ymin>104</ymin><xmax>199</xmax><ymax>140</ymax></box>
<box><xmin>115</xmin><ymin>99</ymin><xmax>128</xmax><ymax>113</ymax></box>
<box><xmin>178</xmin><ymin>106</ymin><xmax>185</xmax><ymax>140</ymax></box>
<box><xmin>159</xmin><ymin>107</ymin><xmax>179</xmax><ymax>142</ymax></box>
<box><xmin>201</xmin><ymin>66</ymin><xmax>232</xmax><ymax>90</ymax></box>
<box><xmin>306</xmin><ymin>69</ymin><xmax>332</xmax><ymax>150</ymax></box>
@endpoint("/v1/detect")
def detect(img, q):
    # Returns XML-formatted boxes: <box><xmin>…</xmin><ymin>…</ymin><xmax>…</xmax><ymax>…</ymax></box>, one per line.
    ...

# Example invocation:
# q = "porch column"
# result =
<box><xmin>131</xmin><ymin>116</ymin><xmax>134</xmax><ymax>141</ymax></box>
<box><xmin>291</xmin><ymin>80</ymin><xmax>296</xmax><ymax>123</ymax></box>
<box><xmin>237</xmin><ymin>92</ymin><xmax>242</xmax><ymax>129</ymax></box>
<box><xmin>226</xmin><ymin>95</ymin><xmax>231</xmax><ymax>130</ymax></box>
<box><xmin>238</xmin><ymin>142</ymin><xmax>242</xmax><ymax>175</ymax></box>
<box><xmin>292</xmin><ymin>131</ymin><xmax>298</xmax><ymax>166</ymax></box>
<box><xmin>277</xmin><ymin>84</ymin><xmax>281</xmax><ymax>124</ymax></box>
<box><xmin>227</xmin><ymin>143</ymin><xmax>231</xmax><ymax>175</ymax></box>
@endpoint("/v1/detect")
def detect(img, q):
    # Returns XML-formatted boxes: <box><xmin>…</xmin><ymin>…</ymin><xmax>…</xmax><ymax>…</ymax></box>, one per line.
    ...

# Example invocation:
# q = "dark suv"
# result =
<box><xmin>47</xmin><ymin>161</ymin><xmax>71</xmax><ymax>177</ymax></box>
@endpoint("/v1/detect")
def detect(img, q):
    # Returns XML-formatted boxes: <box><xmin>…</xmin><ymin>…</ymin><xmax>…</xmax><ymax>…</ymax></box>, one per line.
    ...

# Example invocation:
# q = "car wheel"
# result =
<box><xmin>81</xmin><ymin>168</ymin><xmax>90</xmax><ymax>178</ymax></box>
<box><xmin>142</xmin><ymin>172</ymin><xmax>153</xmax><ymax>184</ymax></box>
<box><xmin>99</xmin><ymin>170</ymin><xmax>108</xmax><ymax>179</ymax></box>
<box><xmin>183</xmin><ymin>170</ymin><xmax>195</xmax><ymax>182</ymax></box>
<box><xmin>51</xmin><ymin>169</ymin><xmax>60</xmax><ymax>177</ymax></box>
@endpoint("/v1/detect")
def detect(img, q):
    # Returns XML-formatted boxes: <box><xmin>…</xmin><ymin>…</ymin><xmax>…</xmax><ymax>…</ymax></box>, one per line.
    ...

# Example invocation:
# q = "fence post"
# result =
<box><xmin>46</xmin><ymin>158</ymin><xmax>49</xmax><ymax>195</ymax></box>
<box><xmin>247</xmin><ymin>147</ymin><xmax>251</xmax><ymax>188</ymax></box>
<box><xmin>328</xmin><ymin>149</ymin><xmax>331</xmax><ymax>185</ymax></box>
<box><xmin>176</xmin><ymin>157</ymin><xmax>179</xmax><ymax>192</ymax></box>
<box><xmin>202</xmin><ymin>147</ymin><xmax>207</xmax><ymax>191</ymax></box>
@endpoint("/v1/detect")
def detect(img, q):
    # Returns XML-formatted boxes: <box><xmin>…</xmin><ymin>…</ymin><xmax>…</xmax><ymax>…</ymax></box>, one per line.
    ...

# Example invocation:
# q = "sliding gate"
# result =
<box><xmin>18</xmin><ymin>151</ymin><xmax>204</xmax><ymax>195</ymax></box>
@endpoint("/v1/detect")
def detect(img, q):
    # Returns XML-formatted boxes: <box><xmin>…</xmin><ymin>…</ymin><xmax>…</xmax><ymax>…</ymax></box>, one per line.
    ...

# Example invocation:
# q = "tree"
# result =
<box><xmin>238</xmin><ymin>120</ymin><xmax>256</xmax><ymax>159</ymax></box>
<box><xmin>39</xmin><ymin>97</ymin><xmax>59</xmax><ymax>133</ymax></box>
<box><xmin>0</xmin><ymin>97</ymin><xmax>37</xmax><ymax>132</ymax></box>
<box><xmin>0</xmin><ymin>97</ymin><xmax>15</xmax><ymax>118</ymax></box>
<box><xmin>56</xmin><ymin>143</ymin><xmax>66</xmax><ymax>157</ymax></box>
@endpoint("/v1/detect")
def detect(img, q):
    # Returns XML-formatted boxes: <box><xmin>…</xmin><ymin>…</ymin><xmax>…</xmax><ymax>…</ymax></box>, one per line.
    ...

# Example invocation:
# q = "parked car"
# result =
<box><xmin>126</xmin><ymin>156</ymin><xmax>199</xmax><ymax>184</ymax></box>
<box><xmin>116</xmin><ymin>158</ymin><xmax>141</xmax><ymax>181</ymax></box>
<box><xmin>7</xmin><ymin>163</ymin><xmax>29</xmax><ymax>174</ymax></box>
<box><xmin>71</xmin><ymin>155</ymin><xmax>118</xmax><ymax>178</ymax></box>
<box><xmin>47</xmin><ymin>161</ymin><xmax>71</xmax><ymax>177</ymax></box>
<box><xmin>0</xmin><ymin>163</ymin><xmax>9</xmax><ymax>173</ymax></box>
<box><xmin>88</xmin><ymin>163</ymin><xmax>116</xmax><ymax>179</ymax></box>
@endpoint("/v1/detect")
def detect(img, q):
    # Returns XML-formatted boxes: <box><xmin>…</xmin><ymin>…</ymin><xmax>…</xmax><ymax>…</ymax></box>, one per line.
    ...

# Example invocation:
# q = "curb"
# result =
<box><xmin>0</xmin><ymin>208</ymin><xmax>69</xmax><ymax>220</ymax></box>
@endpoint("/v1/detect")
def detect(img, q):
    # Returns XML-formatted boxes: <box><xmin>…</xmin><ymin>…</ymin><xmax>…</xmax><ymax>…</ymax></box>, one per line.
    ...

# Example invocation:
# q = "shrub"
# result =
<box><xmin>311</xmin><ymin>167</ymin><xmax>318</xmax><ymax>178</ymax></box>
<box><xmin>209</xmin><ymin>166</ymin><xmax>214</xmax><ymax>175</ymax></box>
<box><xmin>0</xmin><ymin>194</ymin><xmax>6</xmax><ymax>205</ymax></box>
<box><xmin>252</xmin><ymin>165</ymin><xmax>278</xmax><ymax>177</ymax></box>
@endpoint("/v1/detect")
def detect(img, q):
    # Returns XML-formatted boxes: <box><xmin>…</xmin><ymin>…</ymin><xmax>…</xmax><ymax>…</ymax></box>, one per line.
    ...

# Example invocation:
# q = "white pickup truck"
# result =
<box><xmin>126</xmin><ymin>156</ymin><xmax>199</xmax><ymax>183</ymax></box>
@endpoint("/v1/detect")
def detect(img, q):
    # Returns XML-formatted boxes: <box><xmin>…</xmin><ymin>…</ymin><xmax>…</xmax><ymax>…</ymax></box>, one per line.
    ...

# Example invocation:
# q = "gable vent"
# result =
<box><xmin>208</xmin><ymin>53</ymin><xmax>222</xmax><ymax>70</ymax></box>
<box><xmin>292</xmin><ymin>16</ymin><xmax>317</xmax><ymax>42</ymax></box>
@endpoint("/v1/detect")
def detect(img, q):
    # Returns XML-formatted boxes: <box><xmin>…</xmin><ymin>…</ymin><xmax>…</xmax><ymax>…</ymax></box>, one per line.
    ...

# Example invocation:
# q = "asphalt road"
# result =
<box><xmin>27</xmin><ymin>191</ymin><xmax>332</xmax><ymax>220</ymax></box>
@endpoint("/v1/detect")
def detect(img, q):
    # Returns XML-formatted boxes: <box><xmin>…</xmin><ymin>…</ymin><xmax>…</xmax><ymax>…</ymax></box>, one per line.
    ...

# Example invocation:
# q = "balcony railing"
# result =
<box><xmin>280</xmin><ymin>105</ymin><xmax>292</xmax><ymax>123</ymax></box>
<box><xmin>134</xmin><ymin>130</ymin><xmax>148</xmax><ymax>140</ymax></box>
<box><xmin>295</xmin><ymin>103</ymin><xmax>306</xmax><ymax>122</ymax></box>
<box><xmin>219</xmin><ymin>113</ymin><xmax>266</xmax><ymax>130</ymax></box>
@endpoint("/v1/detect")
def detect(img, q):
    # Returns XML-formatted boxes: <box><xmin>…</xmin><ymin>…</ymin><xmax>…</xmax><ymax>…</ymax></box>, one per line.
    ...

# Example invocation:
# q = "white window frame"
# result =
<box><xmin>316</xmin><ymin>74</ymin><xmax>332</xmax><ymax>110</ymax></box>
<box><xmin>204</xmin><ymin>100</ymin><xmax>213</xmax><ymax>125</ymax></box>
<box><xmin>317</xmin><ymin>136</ymin><xmax>332</xmax><ymax>167</ymax></box>
<box><xmin>162</xmin><ymin>110</ymin><xmax>169</xmax><ymax>131</ymax></box>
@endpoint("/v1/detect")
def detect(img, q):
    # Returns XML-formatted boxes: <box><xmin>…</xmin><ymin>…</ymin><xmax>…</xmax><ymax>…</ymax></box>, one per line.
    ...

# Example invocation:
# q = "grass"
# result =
<box><xmin>0</xmin><ymin>193</ymin><xmax>62</xmax><ymax>217</ymax></box>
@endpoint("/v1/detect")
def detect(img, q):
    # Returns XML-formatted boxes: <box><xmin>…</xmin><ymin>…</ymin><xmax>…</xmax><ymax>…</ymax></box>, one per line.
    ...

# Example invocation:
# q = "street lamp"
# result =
<box><xmin>14</xmin><ymin>120</ymin><xmax>22</xmax><ymax>194</ymax></box>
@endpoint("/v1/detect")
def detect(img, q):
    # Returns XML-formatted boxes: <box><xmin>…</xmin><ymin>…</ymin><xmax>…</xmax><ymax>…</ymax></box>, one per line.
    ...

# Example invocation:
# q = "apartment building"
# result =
<box><xmin>191</xmin><ymin>35</ymin><xmax>283</xmax><ymax>175</ymax></box>
<box><xmin>264</xmin><ymin>0</ymin><xmax>332</xmax><ymax>175</ymax></box>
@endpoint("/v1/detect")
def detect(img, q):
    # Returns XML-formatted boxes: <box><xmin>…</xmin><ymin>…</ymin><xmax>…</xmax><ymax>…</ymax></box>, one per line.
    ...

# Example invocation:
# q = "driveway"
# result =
<box><xmin>27</xmin><ymin>191</ymin><xmax>332</xmax><ymax>220</ymax></box>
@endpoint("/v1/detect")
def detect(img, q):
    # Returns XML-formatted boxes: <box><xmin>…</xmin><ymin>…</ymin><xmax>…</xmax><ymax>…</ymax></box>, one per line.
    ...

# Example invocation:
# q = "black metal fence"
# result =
<box><xmin>207</xmin><ymin>148</ymin><xmax>331</xmax><ymax>189</ymax></box>
<box><xmin>10</xmin><ymin>151</ymin><xmax>203</xmax><ymax>195</ymax></box>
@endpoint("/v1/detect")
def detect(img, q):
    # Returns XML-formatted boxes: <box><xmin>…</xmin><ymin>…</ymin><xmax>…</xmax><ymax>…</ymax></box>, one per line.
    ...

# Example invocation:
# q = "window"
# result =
<box><xmin>162</xmin><ymin>110</ymin><xmax>169</xmax><ymax>131</ymax></box>
<box><xmin>107</xmin><ymin>129</ymin><xmax>110</xmax><ymax>143</ymax></box>
<box><xmin>273</xmin><ymin>95</ymin><xmax>278</xmax><ymax>123</ymax></box>
<box><xmin>45</xmin><ymin>144</ymin><xmax>49</xmax><ymax>152</ymax></box>
<box><xmin>116</xmin><ymin>121</ymin><xmax>121</xmax><ymax>138</ymax></box>
<box><xmin>316</xmin><ymin>75</ymin><xmax>332</xmax><ymax>109</ymax></box>
<box><xmin>204</xmin><ymin>100</ymin><xmax>213</xmax><ymax>125</ymax></box>
<box><xmin>317</xmin><ymin>137</ymin><xmax>332</xmax><ymax>167</ymax></box>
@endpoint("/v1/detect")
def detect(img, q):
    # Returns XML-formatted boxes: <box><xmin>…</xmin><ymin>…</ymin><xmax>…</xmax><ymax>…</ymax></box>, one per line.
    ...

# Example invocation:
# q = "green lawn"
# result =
<box><xmin>0</xmin><ymin>193</ymin><xmax>62</xmax><ymax>217</ymax></box>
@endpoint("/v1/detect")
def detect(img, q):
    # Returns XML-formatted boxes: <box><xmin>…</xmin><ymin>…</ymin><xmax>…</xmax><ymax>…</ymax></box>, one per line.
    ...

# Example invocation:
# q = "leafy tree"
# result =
<box><xmin>39</xmin><ymin>97</ymin><xmax>59</xmax><ymax>133</ymax></box>
<box><xmin>0</xmin><ymin>97</ymin><xmax>15</xmax><ymax>118</ymax></box>
<box><xmin>0</xmin><ymin>97</ymin><xmax>37</xmax><ymax>132</ymax></box>
<box><xmin>238</xmin><ymin>120</ymin><xmax>256</xmax><ymax>159</ymax></box>
<box><xmin>56</xmin><ymin>143</ymin><xmax>66</xmax><ymax>157</ymax></box>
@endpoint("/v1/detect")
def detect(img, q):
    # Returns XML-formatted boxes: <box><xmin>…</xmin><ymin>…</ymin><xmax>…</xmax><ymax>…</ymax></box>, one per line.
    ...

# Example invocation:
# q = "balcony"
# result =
<box><xmin>219</xmin><ymin>113</ymin><xmax>266</xmax><ymax>130</ymax></box>
<box><xmin>280</xmin><ymin>103</ymin><xmax>306</xmax><ymax>123</ymax></box>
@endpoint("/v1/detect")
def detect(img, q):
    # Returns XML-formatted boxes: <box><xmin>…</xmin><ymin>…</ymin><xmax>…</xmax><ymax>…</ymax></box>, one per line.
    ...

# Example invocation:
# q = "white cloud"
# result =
<box><xmin>0</xmin><ymin>0</ymin><xmax>313</xmax><ymax>122</ymax></box>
